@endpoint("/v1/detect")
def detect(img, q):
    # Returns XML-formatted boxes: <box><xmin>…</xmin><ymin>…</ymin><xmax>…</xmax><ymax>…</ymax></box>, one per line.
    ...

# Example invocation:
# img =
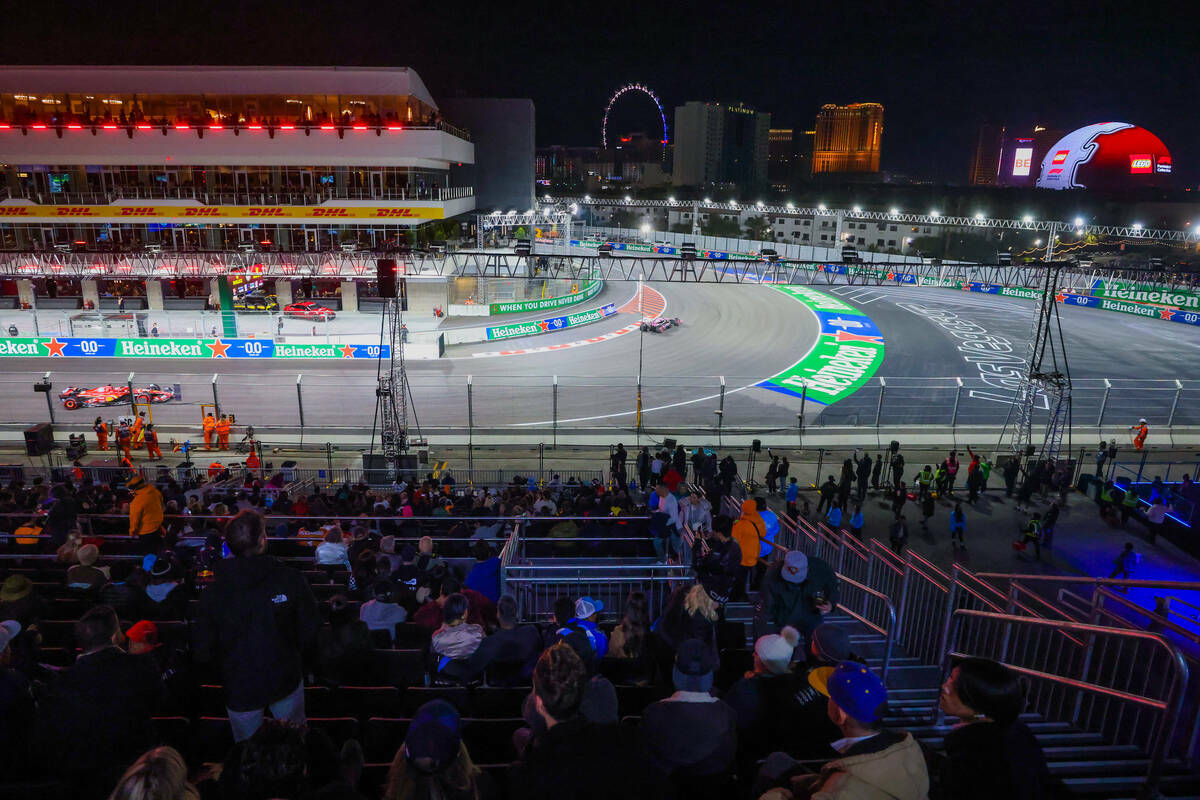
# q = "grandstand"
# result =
<box><xmin>0</xmin><ymin>452</ymin><xmax>1198</xmax><ymax>800</ymax></box>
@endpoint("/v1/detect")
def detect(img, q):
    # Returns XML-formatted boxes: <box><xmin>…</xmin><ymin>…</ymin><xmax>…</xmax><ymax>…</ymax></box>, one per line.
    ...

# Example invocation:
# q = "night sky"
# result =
<box><xmin>6</xmin><ymin>0</ymin><xmax>1198</xmax><ymax>184</ymax></box>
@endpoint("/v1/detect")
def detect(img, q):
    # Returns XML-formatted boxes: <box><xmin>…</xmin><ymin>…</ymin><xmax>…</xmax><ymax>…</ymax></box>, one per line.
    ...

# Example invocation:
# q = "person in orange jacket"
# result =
<box><xmin>116</xmin><ymin>422</ymin><xmax>133</xmax><ymax>461</ymax></box>
<box><xmin>245</xmin><ymin>448</ymin><xmax>260</xmax><ymax>470</ymax></box>
<box><xmin>131</xmin><ymin>412</ymin><xmax>146</xmax><ymax>449</ymax></box>
<box><xmin>1131</xmin><ymin>418</ymin><xmax>1149</xmax><ymax>451</ymax></box>
<box><xmin>731</xmin><ymin>498</ymin><xmax>765</xmax><ymax>599</ymax></box>
<box><xmin>203</xmin><ymin>413</ymin><xmax>216</xmax><ymax>449</ymax></box>
<box><xmin>93</xmin><ymin>416</ymin><xmax>109</xmax><ymax>451</ymax></box>
<box><xmin>144</xmin><ymin>424</ymin><xmax>162</xmax><ymax>460</ymax></box>
<box><xmin>216</xmin><ymin>414</ymin><xmax>231</xmax><ymax>450</ymax></box>
<box><xmin>207</xmin><ymin>461</ymin><xmax>224</xmax><ymax>478</ymax></box>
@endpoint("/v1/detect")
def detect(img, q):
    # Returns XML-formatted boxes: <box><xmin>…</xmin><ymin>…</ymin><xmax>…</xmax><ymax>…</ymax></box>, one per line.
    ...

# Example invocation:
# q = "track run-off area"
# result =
<box><xmin>3</xmin><ymin>275</ymin><xmax>1200</xmax><ymax>438</ymax></box>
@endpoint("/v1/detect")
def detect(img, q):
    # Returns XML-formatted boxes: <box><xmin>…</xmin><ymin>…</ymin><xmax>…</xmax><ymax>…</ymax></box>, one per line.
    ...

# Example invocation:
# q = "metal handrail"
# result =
<box><xmin>943</xmin><ymin>608</ymin><xmax>1190</xmax><ymax>794</ymax></box>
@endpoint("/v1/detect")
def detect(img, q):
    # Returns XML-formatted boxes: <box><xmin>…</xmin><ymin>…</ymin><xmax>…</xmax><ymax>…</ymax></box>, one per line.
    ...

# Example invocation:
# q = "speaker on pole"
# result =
<box><xmin>376</xmin><ymin>259</ymin><xmax>397</xmax><ymax>298</ymax></box>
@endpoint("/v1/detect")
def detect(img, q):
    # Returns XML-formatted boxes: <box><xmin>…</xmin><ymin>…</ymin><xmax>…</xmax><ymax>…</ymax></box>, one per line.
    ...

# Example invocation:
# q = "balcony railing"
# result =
<box><xmin>4</xmin><ymin>185</ymin><xmax>474</xmax><ymax>206</ymax></box>
<box><xmin>0</xmin><ymin>118</ymin><xmax>471</xmax><ymax>141</ymax></box>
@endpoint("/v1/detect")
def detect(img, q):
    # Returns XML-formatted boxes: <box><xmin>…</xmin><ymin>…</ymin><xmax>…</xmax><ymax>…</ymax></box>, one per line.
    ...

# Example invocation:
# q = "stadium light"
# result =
<box><xmin>786</xmin><ymin>202</ymin><xmax>795</xmax><ymax>210</ymax></box>
<box><xmin>544</xmin><ymin>194</ymin><xmax>552</xmax><ymax>201</ymax></box>
<box><xmin>1022</xmin><ymin>214</ymin><xmax>1033</xmax><ymax>224</ymax></box>
<box><xmin>1035</xmin><ymin>239</ymin><xmax>1042</xmax><ymax>246</ymax></box>
<box><xmin>974</xmin><ymin>211</ymin><xmax>985</xmax><ymax>220</ymax></box>
<box><xmin>624</xmin><ymin>195</ymin><xmax>632</xmax><ymax>202</ymax></box>
<box><xmin>640</xmin><ymin>223</ymin><xmax>651</xmax><ymax>234</ymax></box>
<box><xmin>584</xmin><ymin>195</ymin><xmax>591</xmax><ymax>201</ymax></box>
<box><xmin>729</xmin><ymin>199</ymin><xmax>737</xmax><ymax>206</ymax></box>
<box><xmin>818</xmin><ymin>203</ymin><xmax>827</xmax><ymax>211</ymax></box>
<box><xmin>930</xmin><ymin>210</ymin><xmax>940</xmax><ymax>218</ymax></box>
<box><xmin>1074</xmin><ymin>216</ymin><xmax>1084</xmax><ymax>227</ymax></box>
<box><xmin>889</xmin><ymin>207</ymin><xmax>899</xmax><ymax>215</ymax></box>
<box><xmin>703</xmin><ymin>197</ymin><xmax>711</xmax><ymax>204</ymax></box>
<box><xmin>1133</xmin><ymin>222</ymin><xmax>1143</xmax><ymax>230</ymax></box>
<box><xmin>667</xmin><ymin>196</ymin><xmax>675</xmax><ymax>203</ymax></box>
<box><xmin>756</xmin><ymin>200</ymin><xmax>764</xmax><ymax>207</ymax></box>
<box><xmin>853</xmin><ymin>205</ymin><xmax>862</xmax><ymax>213</ymax></box>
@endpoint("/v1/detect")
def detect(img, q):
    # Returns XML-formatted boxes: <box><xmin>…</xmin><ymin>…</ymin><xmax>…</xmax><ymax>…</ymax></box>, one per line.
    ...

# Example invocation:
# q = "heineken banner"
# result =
<box><xmin>1090</xmin><ymin>279</ymin><xmax>1200</xmax><ymax>310</ymax></box>
<box><xmin>489</xmin><ymin>279</ymin><xmax>602</xmax><ymax>314</ymax></box>
<box><xmin>0</xmin><ymin>336</ymin><xmax>393</xmax><ymax>359</ymax></box>
<box><xmin>758</xmin><ymin>286</ymin><xmax>886</xmax><ymax>405</ymax></box>
<box><xmin>486</xmin><ymin>303</ymin><xmax>618</xmax><ymax>341</ymax></box>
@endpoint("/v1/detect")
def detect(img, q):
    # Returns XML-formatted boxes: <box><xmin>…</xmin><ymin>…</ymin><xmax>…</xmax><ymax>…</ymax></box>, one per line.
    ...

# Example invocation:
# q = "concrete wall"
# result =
<box><xmin>440</xmin><ymin>98</ymin><xmax>534</xmax><ymax>213</ymax></box>
<box><xmin>404</xmin><ymin>278</ymin><xmax>450</xmax><ymax>319</ymax></box>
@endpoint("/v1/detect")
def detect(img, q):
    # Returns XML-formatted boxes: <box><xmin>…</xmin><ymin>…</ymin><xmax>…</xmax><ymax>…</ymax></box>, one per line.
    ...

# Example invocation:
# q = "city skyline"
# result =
<box><xmin>2</xmin><ymin>0</ymin><xmax>1196</xmax><ymax>185</ymax></box>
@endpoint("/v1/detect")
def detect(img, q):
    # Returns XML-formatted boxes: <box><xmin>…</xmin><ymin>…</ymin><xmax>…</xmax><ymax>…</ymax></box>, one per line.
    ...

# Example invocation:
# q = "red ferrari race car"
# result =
<box><xmin>284</xmin><ymin>301</ymin><xmax>337</xmax><ymax>320</ymax></box>
<box><xmin>59</xmin><ymin>383</ymin><xmax>175</xmax><ymax>410</ymax></box>
<box><xmin>640</xmin><ymin>316</ymin><xmax>682</xmax><ymax>333</ymax></box>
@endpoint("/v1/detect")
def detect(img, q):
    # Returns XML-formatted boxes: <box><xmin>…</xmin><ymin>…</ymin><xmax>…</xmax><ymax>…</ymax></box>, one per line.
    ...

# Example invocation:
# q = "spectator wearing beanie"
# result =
<box><xmin>509</xmin><ymin>642</ymin><xmax>663</xmax><ymax>799</ymax></box>
<box><xmin>66</xmin><ymin>543</ymin><xmax>108</xmax><ymax>591</ymax></box>
<box><xmin>724</xmin><ymin>626</ymin><xmax>806</xmax><ymax>761</ymax></box>
<box><xmin>639</xmin><ymin>638</ymin><xmax>738</xmax><ymax>777</ymax></box>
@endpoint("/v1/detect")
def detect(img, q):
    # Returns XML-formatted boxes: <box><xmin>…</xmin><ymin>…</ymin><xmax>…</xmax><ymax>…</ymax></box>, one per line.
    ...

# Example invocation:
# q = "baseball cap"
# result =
<box><xmin>782</xmin><ymin>551</ymin><xmax>809</xmax><ymax>584</ymax></box>
<box><xmin>809</xmin><ymin>660</ymin><xmax>888</xmax><ymax>725</ymax></box>
<box><xmin>127</xmin><ymin>475</ymin><xmax>147</xmax><ymax>491</ymax></box>
<box><xmin>125</xmin><ymin>620</ymin><xmax>160</xmax><ymax>650</ymax></box>
<box><xmin>575</xmin><ymin>596</ymin><xmax>604</xmax><ymax>619</ymax></box>
<box><xmin>673</xmin><ymin>638</ymin><xmax>717</xmax><ymax>693</ymax></box>
<box><xmin>77</xmin><ymin>544</ymin><xmax>100</xmax><ymax>566</ymax></box>
<box><xmin>405</xmin><ymin>700</ymin><xmax>462</xmax><ymax>771</ymax></box>
<box><xmin>0</xmin><ymin>619</ymin><xmax>21</xmax><ymax>651</ymax></box>
<box><xmin>811</xmin><ymin>624</ymin><xmax>852</xmax><ymax>663</ymax></box>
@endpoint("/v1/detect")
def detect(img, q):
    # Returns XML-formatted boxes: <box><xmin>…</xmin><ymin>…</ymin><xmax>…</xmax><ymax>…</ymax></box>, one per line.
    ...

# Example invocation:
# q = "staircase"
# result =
<box><xmin>724</xmin><ymin>599</ymin><xmax>1200</xmax><ymax>799</ymax></box>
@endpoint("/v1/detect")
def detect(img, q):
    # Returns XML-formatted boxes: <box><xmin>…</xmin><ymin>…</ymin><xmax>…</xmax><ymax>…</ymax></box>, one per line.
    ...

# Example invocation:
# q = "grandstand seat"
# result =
<box><xmin>191</xmin><ymin>716</ymin><xmax>235</xmax><ymax>763</ymax></box>
<box><xmin>716</xmin><ymin>648</ymin><xmax>752</xmax><ymax>691</ymax></box>
<box><xmin>152</xmin><ymin>716</ymin><xmax>191</xmax><ymax>753</ymax></box>
<box><xmin>363</xmin><ymin>717</ymin><xmax>411</xmax><ymax>762</ymax></box>
<box><xmin>392</xmin><ymin>622</ymin><xmax>432</xmax><ymax>651</ymax></box>
<box><xmin>306</xmin><ymin>716</ymin><xmax>360</xmax><ymax>747</ymax></box>
<box><xmin>716</xmin><ymin>620</ymin><xmax>746</xmax><ymax>651</ymax></box>
<box><xmin>401</xmin><ymin>685</ymin><xmax>468</xmax><ymax>716</ymax></box>
<box><xmin>368</xmin><ymin>628</ymin><xmax>393</xmax><ymax>649</ymax></box>
<box><xmin>333</xmin><ymin>686</ymin><xmax>404</xmax><ymax>719</ymax></box>
<box><xmin>615</xmin><ymin>685</ymin><xmax>671</xmax><ymax>718</ymax></box>
<box><xmin>0</xmin><ymin>778</ymin><xmax>71</xmax><ymax>800</ymax></box>
<box><xmin>461</xmin><ymin>718</ymin><xmax>523</xmax><ymax>763</ymax></box>
<box><xmin>36</xmin><ymin>620</ymin><xmax>77</xmax><ymax>648</ymax></box>
<box><xmin>482</xmin><ymin>658</ymin><xmax>531</xmax><ymax>687</ymax></box>
<box><xmin>470</xmin><ymin>686</ymin><xmax>528</xmax><ymax>718</ymax></box>
<box><xmin>302</xmin><ymin>685</ymin><xmax>335</xmax><ymax>716</ymax></box>
<box><xmin>360</xmin><ymin>763</ymin><xmax>390</xmax><ymax>794</ymax></box>
<box><xmin>37</xmin><ymin>647</ymin><xmax>76</xmax><ymax>667</ymax></box>
<box><xmin>373</xmin><ymin>648</ymin><xmax>427</xmax><ymax>687</ymax></box>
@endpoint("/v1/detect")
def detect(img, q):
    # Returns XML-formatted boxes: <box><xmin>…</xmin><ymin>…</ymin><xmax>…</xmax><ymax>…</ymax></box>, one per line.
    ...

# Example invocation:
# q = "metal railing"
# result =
<box><xmin>0</xmin><ymin>119</ymin><xmax>471</xmax><ymax>140</ymax></box>
<box><xmin>942</xmin><ymin>609</ymin><xmax>1190</xmax><ymax>794</ymax></box>
<box><xmin>8</xmin><ymin>185</ymin><xmax>474</xmax><ymax>208</ymax></box>
<box><xmin>501</xmin><ymin>561</ymin><xmax>695</xmax><ymax>623</ymax></box>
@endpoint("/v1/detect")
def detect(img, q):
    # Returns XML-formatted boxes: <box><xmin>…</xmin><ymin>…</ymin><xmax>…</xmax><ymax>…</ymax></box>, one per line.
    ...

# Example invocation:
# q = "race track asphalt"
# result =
<box><xmin>3</xmin><ymin>282</ymin><xmax>1200</xmax><ymax>435</ymax></box>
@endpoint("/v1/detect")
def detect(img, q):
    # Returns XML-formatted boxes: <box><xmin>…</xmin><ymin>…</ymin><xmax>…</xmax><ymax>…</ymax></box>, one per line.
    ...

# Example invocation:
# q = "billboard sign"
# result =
<box><xmin>1129</xmin><ymin>155</ymin><xmax>1153</xmax><ymax>174</ymax></box>
<box><xmin>1012</xmin><ymin>147</ymin><xmax>1034</xmax><ymax>176</ymax></box>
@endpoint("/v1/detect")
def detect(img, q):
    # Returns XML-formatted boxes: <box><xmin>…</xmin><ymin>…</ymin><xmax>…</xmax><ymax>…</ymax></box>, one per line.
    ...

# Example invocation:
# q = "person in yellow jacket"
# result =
<box><xmin>203</xmin><ymin>413</ymin><xmax>217</xmax><ymax>450</ymax></box>
<box><xmin>731</xmin><ymin>498</ymin><xmax>765</xmax><ymax>600</ymax></box>
<box><xmin>128</xmin><ymin>474</ymin><xmax>165</xmax><ymax>553</ymax></box>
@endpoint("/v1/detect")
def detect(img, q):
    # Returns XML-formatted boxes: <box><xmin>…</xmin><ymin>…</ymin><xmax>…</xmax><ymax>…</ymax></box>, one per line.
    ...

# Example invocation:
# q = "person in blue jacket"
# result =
<box><xmin>567</xmin><ymin>596</ymin><xmax>608</xmax><ymax>659</ymax></box>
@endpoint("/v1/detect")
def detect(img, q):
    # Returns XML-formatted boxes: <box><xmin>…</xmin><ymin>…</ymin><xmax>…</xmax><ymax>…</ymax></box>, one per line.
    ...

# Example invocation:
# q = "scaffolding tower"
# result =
<box><xmin>1000</xmin><ymin>262</ymin><xmax>1073</xmax><ymax>464</ymax></box>
<box><xmin>370</xmin><ymin>296</ymin><xmax>417</xmax><ymax>478</ymax></box>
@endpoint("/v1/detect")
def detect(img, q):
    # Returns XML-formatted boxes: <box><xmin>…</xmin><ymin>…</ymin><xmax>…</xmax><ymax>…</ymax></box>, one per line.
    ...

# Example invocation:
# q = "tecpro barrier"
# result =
<box><xmin>0</xmin><ymin>336</ymin><xmax>390</xmax><ymax>359</ymax></box>
<box><xmin>484</xmin><ymin>303</ymin><xmax>618</xmax><ymax>341</ymax></box>
<box><xmin>488</xmin><ymin>278</ymin><xmax>602</xmax><ymax>314</ymax></box>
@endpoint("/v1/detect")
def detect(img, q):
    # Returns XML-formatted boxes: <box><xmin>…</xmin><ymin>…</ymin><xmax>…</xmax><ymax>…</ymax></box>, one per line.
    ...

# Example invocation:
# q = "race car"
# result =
<box><xmin>284</xmin><ymin>301</ymin><xmax>337</xmax><ymax>320</ymax></box>
<box><xmin>59</xmin><ymin>383</ymin><xmax>175</xmax><ymax>410</ymax></box>
<box><xmin>233</xmin><ymin>293</ymin><xmax>279</xmax><ymax>311</ymax></box>
<box><xmin>640</xmin><ymin>316</ymin><xmax>682</xmax><ymax>333</ymax></box>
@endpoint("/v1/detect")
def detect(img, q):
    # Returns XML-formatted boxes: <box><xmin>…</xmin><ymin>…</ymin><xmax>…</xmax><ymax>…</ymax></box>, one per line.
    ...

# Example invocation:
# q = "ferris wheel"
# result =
<box><xmin>601</xmin><ymin>84</ymin><xmax>669</xmax><ymax>151</ymax></box>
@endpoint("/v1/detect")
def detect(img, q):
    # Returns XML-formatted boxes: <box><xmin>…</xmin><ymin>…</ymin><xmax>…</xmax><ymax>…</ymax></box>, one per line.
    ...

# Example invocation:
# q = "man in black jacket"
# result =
<box><xmin>34</xmin><ymin>606</ymin><xmax>163</xmax><ymax>797</ymax></box>
<box><xmin>193</xmin><ymin>509</ymin><xmax>319</xmax><ymax>742</ymax></box>
<box><xmin>510</xmin><ymin>642</ymin><xmax>664</xmax><ymax>799</ymax></box>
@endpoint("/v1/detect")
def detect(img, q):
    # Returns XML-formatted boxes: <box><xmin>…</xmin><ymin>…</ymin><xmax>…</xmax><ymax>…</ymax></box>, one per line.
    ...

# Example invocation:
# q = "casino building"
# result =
<box><xmin>0</xmin><ymin>66</ymin><xmax>475</xmax><ymax>313</ymax></box>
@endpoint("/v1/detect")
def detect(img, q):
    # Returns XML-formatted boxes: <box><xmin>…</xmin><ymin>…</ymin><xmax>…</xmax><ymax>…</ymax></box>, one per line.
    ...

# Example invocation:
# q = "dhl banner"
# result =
<box><xmin>0</xmin><ymin>204</ymin><xmax>444</xmax><ymax>222</ymax></box>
